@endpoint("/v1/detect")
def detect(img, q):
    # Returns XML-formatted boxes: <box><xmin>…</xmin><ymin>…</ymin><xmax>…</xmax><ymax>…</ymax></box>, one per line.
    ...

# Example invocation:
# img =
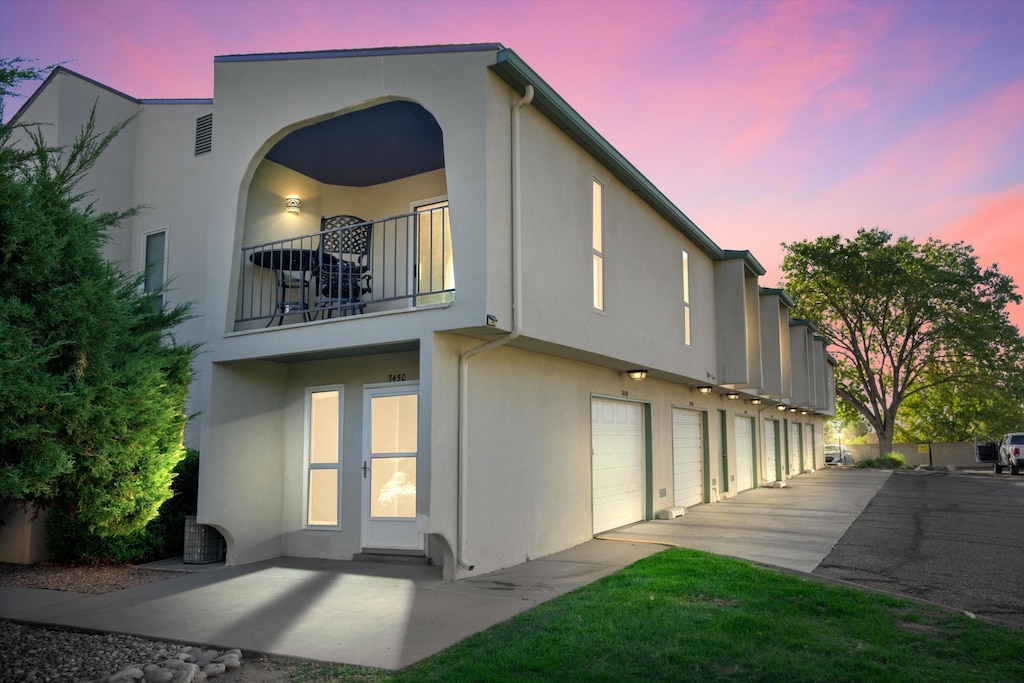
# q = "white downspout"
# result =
<box><xmin>456</xmin><ymin>84</ymin><xmax>534</xmax><ymax>571</ymax></box>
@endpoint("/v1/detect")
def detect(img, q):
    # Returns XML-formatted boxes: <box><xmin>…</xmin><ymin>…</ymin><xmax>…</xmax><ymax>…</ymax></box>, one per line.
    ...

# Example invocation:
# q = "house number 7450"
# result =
<box><xmin>388</xmin><ymin>373</ymin><xmax>407</xmax><ymax>382</ymax></box>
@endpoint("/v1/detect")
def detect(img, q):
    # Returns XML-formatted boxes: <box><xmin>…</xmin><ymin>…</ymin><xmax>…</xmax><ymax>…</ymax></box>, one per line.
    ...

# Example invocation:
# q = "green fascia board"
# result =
<box><xmin>491</xmin><ymin>49</ymin><xmax>725</xmax><ymax>261</ymax></box>
<box><xmin>722</xmin><ymin>250</ymin><xmax>767</xmax><ymax>276</ymax></box>
<box><xmin>759</xmin><ymin>287</ymin><xmax>796</xmax><ymax>308</ymax></box>
<box><xmin>789</xmin><ymin>318</ymin><xmax>819</xmax><ymax>333</ymax></box>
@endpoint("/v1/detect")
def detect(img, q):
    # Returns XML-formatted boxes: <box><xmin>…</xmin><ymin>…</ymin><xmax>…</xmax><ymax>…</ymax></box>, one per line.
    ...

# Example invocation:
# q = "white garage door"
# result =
<box><xmin>672</xmin><ymin>408</ymin><xmax>703</xmax><ymax>508</ymax></box>
<box><xmin>790</xmin><ymin>423</ymin><xmax>803</xmax><ymax>475</ymax></box>
<box><xmin>735</xmin><ymin>416</ymin><xmax>754</xmax><ymax>492</ymax></box>
<box><xmin>764</xmin><ymin>420</ymin><xmax>778</xmax><ymax>484</ymax></box>
<box><xmin>592</xmin><ymin>398</ymin><xmax>645</xmax><ymax>534</ymax></box>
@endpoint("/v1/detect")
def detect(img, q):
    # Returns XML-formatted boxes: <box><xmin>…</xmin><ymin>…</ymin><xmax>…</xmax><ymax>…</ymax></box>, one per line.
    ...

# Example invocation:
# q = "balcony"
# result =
<box><xmin>235</xmin><ymin>205</ymin><xmax>454</xmax><ymax>328</ymax></box>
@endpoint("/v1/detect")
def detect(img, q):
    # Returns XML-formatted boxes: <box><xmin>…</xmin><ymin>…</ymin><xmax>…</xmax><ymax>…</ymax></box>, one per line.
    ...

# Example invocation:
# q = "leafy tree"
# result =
<box><xmin>894</xmin><ymin>366</ymin><xmax>1024</xmax><ymax>444</ymax></box>
<box><xmin>782</xmin><ymin>228</ymin><xmax>1023</xmax><ymax>457</ymax></box>
<box><xmin>0</xmin><ymin>58</ymin><xmax>197</xmax><ymax>540</ymax></box>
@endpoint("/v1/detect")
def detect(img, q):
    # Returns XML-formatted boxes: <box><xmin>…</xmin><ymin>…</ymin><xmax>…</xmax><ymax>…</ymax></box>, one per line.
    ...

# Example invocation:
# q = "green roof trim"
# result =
<box><xmin>759</xmin><ymin>287</ymin><xmax>796</xmax><ymax>308</ymax></box>
<box><xmin>789</xmin><ymin>318</ymin><xmax>819</xmax><ymax>332</ymax></box>
<box><xmin>722</xmin><ymin>250</ymin><xmax>766</xmax><ymax>275</ymax></box>
<box><xmin>491</xmin><ymin>49</ymin><xmax>724</xmax><ymax>261</ymax></box>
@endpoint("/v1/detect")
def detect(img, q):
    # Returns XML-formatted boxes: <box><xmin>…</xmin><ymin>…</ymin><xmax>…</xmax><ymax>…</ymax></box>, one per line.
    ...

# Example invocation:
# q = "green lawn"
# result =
<box><xmin>293</xmin><ymin>548</ymin><xmax>1022</xmax><ymax>682</ymax></box>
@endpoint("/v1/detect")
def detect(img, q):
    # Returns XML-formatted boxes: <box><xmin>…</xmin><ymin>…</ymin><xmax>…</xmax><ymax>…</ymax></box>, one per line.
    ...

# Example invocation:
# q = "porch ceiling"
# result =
<box><xmin>265</xmin><ymin>100</ymin><xmax>444</xmax><ymax>187</ymax></box>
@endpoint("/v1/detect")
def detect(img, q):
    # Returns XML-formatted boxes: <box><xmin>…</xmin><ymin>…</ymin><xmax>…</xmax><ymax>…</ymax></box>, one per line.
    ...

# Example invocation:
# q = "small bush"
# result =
<box><xmin>854</xmin><ymin>452</ymin><xmax>907</xmax><ymax>469</ymax></box>
<box><xmin>46</xmin><ymin>449</ymin><xmax>200</xmax><ymax>563</ymax></box>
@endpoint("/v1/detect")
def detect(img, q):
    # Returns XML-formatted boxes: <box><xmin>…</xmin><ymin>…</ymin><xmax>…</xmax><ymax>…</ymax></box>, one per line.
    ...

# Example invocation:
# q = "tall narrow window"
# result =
<box><xmin>144</xmin><ymin>229</ymin><xmax>167</xmax><ymax>311</ymax></box>
<box><xmin>592</xmin><ymin>179</ymin><xmax>604</xmax><ymax>311</ymax></box>
<box><xmin>306</xmin><ymin>387</ymin><xmax>343</xmax><ymax>528</ymax></box>
<box><xmin>682</xmin><ymin>250</ymin><xmax>691</xmax><ymax>345</ymax></box>
<box><xmin>414</xmin><ymin>198</ymin><xmax>454</xmax><ymax>305</ymax></box>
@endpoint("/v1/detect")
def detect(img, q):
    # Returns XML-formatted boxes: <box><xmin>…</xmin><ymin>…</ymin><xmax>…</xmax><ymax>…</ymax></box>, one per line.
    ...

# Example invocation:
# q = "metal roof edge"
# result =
<box><xmin>215</xmin><ymin>43</ymin><xmax>505</xmax><ymax>64</ymax></box>
<box><xmin>138</xmin><ymin>99</ymin><xmax>213</xmax><ymax>105</ymax></box>
<box><xmin>789</xmin><ymin>318</ymin><xmax>819</xmax><ymax>332</ymax></box>
<box><xmin>9</xmin><ymin>66</ymin><xmax>139</xmax><ymax>124</ymax></box>
<box><xmin>759</xmin><ymin>287</ymin><xmax>796</xmax><ymax>308</ymax></box>
<box><xmin>490</xmin><ymin>48</ymin><xmax>725</xmax><ymax>261</ymax></box>
<box><xmin>722</xmin><ymin>249</ymin><xmax>767</xmax><ymax>275</ymax></box>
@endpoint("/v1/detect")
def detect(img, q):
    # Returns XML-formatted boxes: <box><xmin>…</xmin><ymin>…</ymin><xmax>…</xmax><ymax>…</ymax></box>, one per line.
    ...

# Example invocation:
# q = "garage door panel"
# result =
<box><xmin>735</xmin><ymin>417</ymin><xmax>754</xmax><ymax>492</ymax></box>
<box><xmin>764</xmin><ymin>421</ymin><xmax>778</xmax><ymax>483</ymax></box>
<box><xmin>592</xmin><ymin>398</ymin><xmax>644</xmax><ymax>534</ymax></box>
<box><xmin>672</xmin><ymin>408</ymin><xmax>703</xmax><ymax>508</ymax></box>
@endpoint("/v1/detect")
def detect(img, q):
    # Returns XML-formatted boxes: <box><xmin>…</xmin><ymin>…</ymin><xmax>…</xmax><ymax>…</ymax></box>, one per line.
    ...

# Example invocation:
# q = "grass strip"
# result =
<box><xmin>295</xmin><ymin>548</ymin><xmax>1023</xmax><ymax>682</ymax></box>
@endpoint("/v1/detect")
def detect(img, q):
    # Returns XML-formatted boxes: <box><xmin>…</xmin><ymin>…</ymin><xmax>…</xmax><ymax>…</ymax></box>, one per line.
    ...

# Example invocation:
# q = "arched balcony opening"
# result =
<box><xmin>235</xmin><ymin>100</ymin><xmax>454</xmax><ymax>329</ymax></box>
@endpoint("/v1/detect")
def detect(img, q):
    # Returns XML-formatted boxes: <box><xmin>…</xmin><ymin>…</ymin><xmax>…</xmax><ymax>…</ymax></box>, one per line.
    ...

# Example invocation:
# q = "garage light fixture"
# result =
<box><xmin>725</xmin><ymin>393</ymin><xmax>740</xmax><ymax>400</ymax></box>
<box><xmin>697</xmin><ymin>386</ymin><xmax>713</xmax><ymax>394</ymax></box>
<box><xmin>627</xmin><ymin>369</ymin><xmax>648</xmax><ymax>381</ymax></box>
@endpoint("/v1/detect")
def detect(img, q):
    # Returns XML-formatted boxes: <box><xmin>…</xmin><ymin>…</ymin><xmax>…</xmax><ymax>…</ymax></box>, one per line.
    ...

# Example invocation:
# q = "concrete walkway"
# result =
<box><xmin>0</xmin><ymin>468</ymin><xmax>889</xmax><ymax>670</ymax></box>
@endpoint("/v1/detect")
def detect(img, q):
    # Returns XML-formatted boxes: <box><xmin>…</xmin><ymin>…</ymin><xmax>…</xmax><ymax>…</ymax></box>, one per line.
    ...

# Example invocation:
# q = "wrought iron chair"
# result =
<box><xmin>315</xmin><ymin>214</ymin><xmax>372</xmax><ymax>318</ymax></box>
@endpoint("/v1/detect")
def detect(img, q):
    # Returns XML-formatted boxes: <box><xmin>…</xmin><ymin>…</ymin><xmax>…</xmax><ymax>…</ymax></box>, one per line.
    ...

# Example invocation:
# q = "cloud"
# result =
<box><xmin>933</xmin><ymin>186</ymin><xmax>1024</xmax><ymax>332</ymax></box>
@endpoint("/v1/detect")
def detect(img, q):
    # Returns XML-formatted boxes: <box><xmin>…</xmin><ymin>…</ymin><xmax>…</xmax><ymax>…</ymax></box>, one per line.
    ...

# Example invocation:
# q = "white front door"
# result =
<box><xmin>591</xmin><ymin>398</ymin><xmax>645</xmax><ymax>535</ymax></box>
<box><xmin>672</xmin><ymin>408</ymin><xmax>703</xmax><ymax>508</ymax></box>
<box><xmin>735</xmin><ymin>416</ymin><xmax>754</xmax><ymax>492</ymax></box>
<box><xmin>361</xmin><ymin>383</ymin><xmax>423</xmax><ymax>551</ymax></box>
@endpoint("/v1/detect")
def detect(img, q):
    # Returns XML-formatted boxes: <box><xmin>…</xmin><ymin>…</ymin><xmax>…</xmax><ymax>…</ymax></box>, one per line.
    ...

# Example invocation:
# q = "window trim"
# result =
<box><xmin>592</xmin><ymin>177</ymin><xmax>604</xmax><ymax>312</ymax></box>
<box><xmin>142</xmin><ymin>227</ymin><xmax>168</xmax><ymax>292</ymax></box>
<box><xmin>303</xmin><ymin>384</ymin><xmax>345</xmax><ymax>530</ymax></box>
<box><xmin>682</xmin><ymin>249</ymin><xmax>691</xmax><ymax>345</ymax></box>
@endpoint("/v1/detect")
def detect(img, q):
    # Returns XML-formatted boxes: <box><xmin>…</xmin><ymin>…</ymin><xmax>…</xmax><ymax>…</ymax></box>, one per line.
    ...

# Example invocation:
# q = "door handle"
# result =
<box><xmin>362</xmin><ymin>461</ymin><xmax>370</xmax><ymax>479</ymax></box>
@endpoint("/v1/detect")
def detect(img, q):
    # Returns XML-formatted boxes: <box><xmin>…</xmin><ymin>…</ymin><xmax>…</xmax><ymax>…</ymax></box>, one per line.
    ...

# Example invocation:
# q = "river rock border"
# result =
<box><xmin>98</xmin><ymin>647</ymin><xmax>243</xmax><ymax>683</ymax></box>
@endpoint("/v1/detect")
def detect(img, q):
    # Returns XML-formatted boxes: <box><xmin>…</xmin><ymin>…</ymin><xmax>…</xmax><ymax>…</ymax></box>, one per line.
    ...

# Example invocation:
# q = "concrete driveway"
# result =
<box><xmin>813</xmin><ymin>469</ymin><xmax>1024</xmax><ymax>628</ymax></box>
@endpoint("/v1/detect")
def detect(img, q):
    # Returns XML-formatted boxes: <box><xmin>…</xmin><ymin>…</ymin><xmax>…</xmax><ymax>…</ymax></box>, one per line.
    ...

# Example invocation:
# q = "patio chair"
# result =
<box><xmin>316</xmin><ymin>214</ymin><xmax>372</xmax><ymax>317</ymax></box>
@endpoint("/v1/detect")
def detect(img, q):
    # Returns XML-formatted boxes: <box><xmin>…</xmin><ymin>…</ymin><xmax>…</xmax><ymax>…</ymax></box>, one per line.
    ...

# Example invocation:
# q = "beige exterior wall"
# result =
<box><xmin>514</xmin><ymin>104</ymin><xmax>717</xmax><ymax>380</ymax></box>
<box><xmin>10</xmin><ymin>48</ymin><xmax>833</xmax><ymax>576</ymax></box>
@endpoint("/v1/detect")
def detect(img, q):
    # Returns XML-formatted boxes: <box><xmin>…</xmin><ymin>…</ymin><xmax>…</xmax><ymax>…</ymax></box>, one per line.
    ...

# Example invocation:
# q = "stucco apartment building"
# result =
<box><xmin>9</xmin><ymin>44</ymin><xmax>835</xmax><ymax>578</ymax></box>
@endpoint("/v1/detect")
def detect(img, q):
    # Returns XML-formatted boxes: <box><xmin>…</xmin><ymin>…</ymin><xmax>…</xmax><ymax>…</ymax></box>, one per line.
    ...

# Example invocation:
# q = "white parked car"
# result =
<box><xmin>825</xmin><ymin>444</ymin><xmax>854</xmax><ymax>466</ymax></box>
<box><xmin>995</xmin><ymin>432</ymin><xmax>1024</xmax><ymax>475</ymax></box>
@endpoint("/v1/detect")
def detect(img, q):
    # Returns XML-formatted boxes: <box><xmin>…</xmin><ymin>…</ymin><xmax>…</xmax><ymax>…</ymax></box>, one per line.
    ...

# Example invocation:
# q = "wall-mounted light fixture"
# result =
<box><xmin>725</xmin><ymin>393</ymin><xmax>740</xmax><ymax>400</ymax></box>
<box><xmin>285</xmin><ymin>194</ymin><xmax>301</xmax><ymax>214</ymax></box>
<box><xmin>801</xmin><ymin>410</ymin><xmax>809</xmax><ymax>415</ymax></box>
<box><xmin>789</xmin><ymin>407</ymin><xmax>798</xmax><ymax>413</ymax></box>
<box><xmin>627</xmin><ymin>369</ymin><xmax>648</xmax><ymax>381</ymax></box>
<box><xmin>697</xmin><ymin>386</ymin><xmax>713</xmax><ymax>395</ymax></box>
<box><xmin>750</xmin><ymin>398</ymin><xmax>763</xmax><ymax>406</ymax></box>
<box><xmin>777</xmin><ymin>404</ymin><xmax>788</xmax><ymax>411</ymax></box>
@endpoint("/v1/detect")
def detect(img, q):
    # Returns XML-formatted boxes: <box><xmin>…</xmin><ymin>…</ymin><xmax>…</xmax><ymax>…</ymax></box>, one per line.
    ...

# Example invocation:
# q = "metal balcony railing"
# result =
<box><xmin>236</xmin><ymin>206</ymin><xmax>454</xmax><ymax>327</ymax></box>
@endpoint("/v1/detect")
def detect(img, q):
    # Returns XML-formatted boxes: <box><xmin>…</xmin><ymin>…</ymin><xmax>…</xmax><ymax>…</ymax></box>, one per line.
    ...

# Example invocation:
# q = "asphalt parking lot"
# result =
<box><xmin>813</xmin><ymin>469</ymin><xmax>1024</xmax><ymax>628</ymax></box>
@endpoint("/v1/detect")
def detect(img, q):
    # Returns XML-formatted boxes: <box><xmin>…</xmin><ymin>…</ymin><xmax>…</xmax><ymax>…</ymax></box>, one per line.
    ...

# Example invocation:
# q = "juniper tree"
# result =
<box><xmin>0</xmin><ymin>58</ymin><xmax>197</xmax><ymax>539</ymax></box>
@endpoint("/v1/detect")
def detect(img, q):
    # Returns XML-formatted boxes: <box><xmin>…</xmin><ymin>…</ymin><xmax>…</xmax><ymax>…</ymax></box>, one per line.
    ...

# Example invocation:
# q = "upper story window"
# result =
<box><xmin>682</xmin><ymin>249</ymin><xmax>691</xmax><ymax>345</ymax></box>
<box><xmin>592</xmin><ymin>179</ymin><xmax>604</xmax><ymax>311</ymax></box>
<box><xmin>143</xmin><ymin>228</ymin><xmax>167</xmax><ymax>311</ymax></box>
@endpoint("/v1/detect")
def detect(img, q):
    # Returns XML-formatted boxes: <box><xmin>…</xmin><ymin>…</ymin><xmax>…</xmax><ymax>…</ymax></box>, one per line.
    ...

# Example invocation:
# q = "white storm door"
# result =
<box><xmin>361</xmin><ymin>383</ymin><xmax>423</xmax><ymax>551</ymax></box>
<box><xmin>592</xmin><ymin>398</ymin><xmax>645</xmax><ymax>535</ymax></box>
<box><xmin>672</xmin><ymin>408</ymin><xmax>703</xmax><ymax>508</ymax></box>
<box><xmin>764</xmin><ymin>420</ymin><xmax>778</xmax><ymax>483</ymax></box>
<box><xmin>735</xmin><ymin>416</ymin><xmax>754</xmax><ymax>492</ymax></box>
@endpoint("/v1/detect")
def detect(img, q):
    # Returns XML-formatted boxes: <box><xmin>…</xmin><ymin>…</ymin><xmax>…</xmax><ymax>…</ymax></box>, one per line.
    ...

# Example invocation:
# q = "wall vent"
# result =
<box><xmin>194</xmin><ymin>113</ymin><xmax>213</xmax><ymax>155</ymax></box>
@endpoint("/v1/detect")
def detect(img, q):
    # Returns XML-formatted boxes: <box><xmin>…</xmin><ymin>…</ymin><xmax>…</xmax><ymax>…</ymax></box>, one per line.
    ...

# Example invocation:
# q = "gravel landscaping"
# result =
<box><xmin>0</xmin><ymin>563</ymin><xmax>296</xmax><ymax>683</ymax></box>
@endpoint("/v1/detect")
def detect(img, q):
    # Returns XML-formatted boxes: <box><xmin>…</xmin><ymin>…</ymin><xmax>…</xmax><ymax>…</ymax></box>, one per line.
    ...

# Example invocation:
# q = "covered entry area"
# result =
<box><xmin>591</xmin><ymin>397</ymin><xmax>647</xmax><ymax>534</ymax></box>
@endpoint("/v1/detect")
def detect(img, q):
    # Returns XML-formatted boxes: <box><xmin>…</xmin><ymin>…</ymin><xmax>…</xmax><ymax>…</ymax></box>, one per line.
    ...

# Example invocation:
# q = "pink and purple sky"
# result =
<box><xmin>3</xmin><ymin>0</ymin><xmax>1022</xmax><ymax>330</ymax></box>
